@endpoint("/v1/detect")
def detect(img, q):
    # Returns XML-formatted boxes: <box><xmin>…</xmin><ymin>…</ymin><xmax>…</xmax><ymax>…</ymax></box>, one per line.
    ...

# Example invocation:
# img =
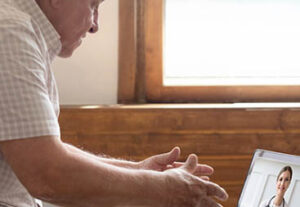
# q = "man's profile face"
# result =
<box><xmin>51</xmin><ymin>0</ymin><xmax>103</xmax><ymax>57</ymax></box>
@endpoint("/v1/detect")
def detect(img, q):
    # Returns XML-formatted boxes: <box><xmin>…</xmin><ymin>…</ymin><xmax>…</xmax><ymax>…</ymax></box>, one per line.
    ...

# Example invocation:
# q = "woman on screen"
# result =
<box><xmin>260</xmin><ymin>166</ymin><xmax>293</xmax><ymax>207</ymax></box>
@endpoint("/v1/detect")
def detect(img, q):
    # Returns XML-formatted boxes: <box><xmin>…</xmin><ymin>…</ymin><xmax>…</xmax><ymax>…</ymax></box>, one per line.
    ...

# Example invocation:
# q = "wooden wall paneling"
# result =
<box><xmin>62</xmin><ymin>132</ymin><xmax>300</xmax><ymax>158</ymax></box>
<box><xmin>59</xmin><ymin>106</ymin><xmax>300</xmax><ymax>207</ymax></box>
<box><xmin>59</xmin><ymin>108</ymin><xmax>300</xmax><ymax>133</ymax></box>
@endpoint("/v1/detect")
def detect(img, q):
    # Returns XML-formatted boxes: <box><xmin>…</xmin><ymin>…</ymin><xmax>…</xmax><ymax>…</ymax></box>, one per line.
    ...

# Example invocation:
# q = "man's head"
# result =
<box><xmin>36</xmin><ymin>0</ymin><xmax>104</xmax><ymax>58</ymax></box>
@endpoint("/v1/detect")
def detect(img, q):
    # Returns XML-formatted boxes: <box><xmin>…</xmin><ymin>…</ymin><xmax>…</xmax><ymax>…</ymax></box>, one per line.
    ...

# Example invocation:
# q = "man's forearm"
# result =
<box><xmin>64</xmin><ymin>143</ymin><xmax>140</xmax><ymax>169</ymax></box>
<box><xmin>0</xmin><ymin>137</ymin><xmax>164</xmax><ymax>207</ymax></box>
<box><xmin>40</xmin><ymin>143</ymin><xmax>164</xmax><ymax>207</ymax></box>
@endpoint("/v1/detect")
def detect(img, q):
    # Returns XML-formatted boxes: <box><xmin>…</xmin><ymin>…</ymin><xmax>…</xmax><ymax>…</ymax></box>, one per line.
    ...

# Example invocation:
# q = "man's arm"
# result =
<box><xmin>64</xmin><ymin>143</ymin><xmax>215</xmax><ymax>178</ymax></box>
<box><xmin>0</xmin><ymin>136</ymin><xmax>228</xmax><ymax>207</ymax></box>
<box><xmin>64</xmin><ymin>143</ymin><xmax>140</xmax><ymax>169</ymax></box>
<box><xmin>0</xmin><ymin>136</ymin><xmax>161</xmax><ymax>207</ymax></box>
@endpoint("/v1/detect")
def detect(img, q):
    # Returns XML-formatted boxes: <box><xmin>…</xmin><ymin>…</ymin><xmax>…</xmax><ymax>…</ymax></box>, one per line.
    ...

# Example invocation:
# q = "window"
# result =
<box><xmin>118</xmin><ymin>0</ymin><xmax>300</xmax><ymax>103</ymax></box>
<box><xmin>164</xmin><ymin>0</ymin><xmax>300</xmax><ymax>86</ymax></box>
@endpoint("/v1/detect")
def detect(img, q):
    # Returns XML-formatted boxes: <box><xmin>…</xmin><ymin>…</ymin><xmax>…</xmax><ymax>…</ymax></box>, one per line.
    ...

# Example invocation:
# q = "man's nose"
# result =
<box><xmin>89</xmin><ymin>23</ymin><xmax>98</xmax><ymax>33</ymax></box>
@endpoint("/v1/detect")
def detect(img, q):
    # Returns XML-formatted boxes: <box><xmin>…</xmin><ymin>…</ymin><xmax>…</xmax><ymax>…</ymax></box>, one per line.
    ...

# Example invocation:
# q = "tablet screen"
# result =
<box><xmin>238</xmin><ymin>149</ymin><xmax>300</xmax><ymax>207</ymax></box>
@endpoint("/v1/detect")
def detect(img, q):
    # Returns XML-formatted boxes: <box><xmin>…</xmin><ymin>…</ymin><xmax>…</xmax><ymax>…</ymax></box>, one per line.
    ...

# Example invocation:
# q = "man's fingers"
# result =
<box><xmin>194</xmin><ymin>164</ymin><xmax>214</xmax><ymax>176</ymax></box>
<box><xmin>168</xmin><ymin>146</ymin><xmax>181</xmax><ymax>164</ymax></box>
<box><xmin>182</xmin><ymin>154</ymin><xmax>198</xmax><ymax>173</ymax></box>
<box><xmin>170</xmin><ymin>162</ymin><xmax>214</xmax><ymax>176</ymax></box>
<box><xmin>157</xmin><ymin>146</ymin><xmax>180</xmax><ymax>166</ymax></box>
<box><xmin>200</xmin><ymin>176</ymin><xmax>210</xmax><ymax>181</ymax></box>
<box><xmin>197</xmin><ymin>196</ymin><xmax>223</xmax><ymax>207</ymax></box>
<box><xmin>205</xmin><ymin>181</ymin><xmax>228</xmax><ymax>201</ymax></box>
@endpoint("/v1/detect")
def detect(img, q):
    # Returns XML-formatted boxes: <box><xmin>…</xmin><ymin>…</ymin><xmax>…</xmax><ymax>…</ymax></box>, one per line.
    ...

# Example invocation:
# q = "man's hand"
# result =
<box><xmin>139</xmin><ymin>147</ymin><xmax>214</xmax><ymax>179</ymax></box>
<box><xmin>161</xmin><ymin>154</ymin><xmax>228</xmax><ymax>207</ymax></box>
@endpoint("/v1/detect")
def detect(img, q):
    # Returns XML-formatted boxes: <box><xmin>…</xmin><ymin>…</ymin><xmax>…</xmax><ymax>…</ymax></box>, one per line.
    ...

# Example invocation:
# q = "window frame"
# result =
<box><xmin>118</xmin><ymin>0</ymin><xmax>300</xmax><ymax>103</ymax></box>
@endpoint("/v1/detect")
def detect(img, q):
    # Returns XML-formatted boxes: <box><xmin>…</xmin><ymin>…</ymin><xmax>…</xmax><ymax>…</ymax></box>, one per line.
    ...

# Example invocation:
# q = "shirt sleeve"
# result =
<box><xmin>0</xmin><ymin>18</ymin><xmax>60</xmax><ymax>140</ymax></box>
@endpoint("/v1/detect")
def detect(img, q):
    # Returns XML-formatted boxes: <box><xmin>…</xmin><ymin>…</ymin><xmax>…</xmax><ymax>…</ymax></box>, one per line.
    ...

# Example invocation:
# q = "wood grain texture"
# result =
<box><xmin>118</xmin><ymin>0</ymin><xmax>137</xmax><ymax>103</ymax></box>
<box><xmin>59</xmin><ymin>105</ymin><xmax>300</xmax><ymax>207</ymax></box>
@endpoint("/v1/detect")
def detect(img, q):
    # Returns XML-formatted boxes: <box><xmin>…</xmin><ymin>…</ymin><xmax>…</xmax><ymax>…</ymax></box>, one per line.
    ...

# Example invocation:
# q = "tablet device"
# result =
<box><xmin>238</xmin><ymin>149</ymin><xmax>300</xmax><ymax>207</ymax></box>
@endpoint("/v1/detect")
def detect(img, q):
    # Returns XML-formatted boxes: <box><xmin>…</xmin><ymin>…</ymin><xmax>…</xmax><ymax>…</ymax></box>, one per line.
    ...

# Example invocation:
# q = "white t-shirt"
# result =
<box><xmin>0</xmin><ymin>0</ymin><xmax>61</xmax><ymax>206</ymax></box>
<box><xmin>260</xmin><ymin>197</ymin><xmax>288</xmax><ymax>207</ymax></box>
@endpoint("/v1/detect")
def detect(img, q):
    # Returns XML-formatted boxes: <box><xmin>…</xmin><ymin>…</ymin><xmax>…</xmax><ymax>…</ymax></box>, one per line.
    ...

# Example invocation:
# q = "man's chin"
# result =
<box><xmin>58</xmin><ymin>43</ymin><xmax>81</xmax><ymax>58</ymax></box>
<box><xmin>58</xmin><ymin>52</ymin><xmax>73</xmax><ymax>58</ymax></box>
<box><xmin>58</xmin><ymin>49</ymin><xmax>75</xmax><ymax>58</ymax></box>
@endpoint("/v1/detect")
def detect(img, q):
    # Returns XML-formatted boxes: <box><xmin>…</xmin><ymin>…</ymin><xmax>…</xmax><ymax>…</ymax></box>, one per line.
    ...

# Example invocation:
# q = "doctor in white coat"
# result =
<box><xmin>260</xmin><ymin>166</ymin><xmax>293</xmax><ymax>207</ymax></box>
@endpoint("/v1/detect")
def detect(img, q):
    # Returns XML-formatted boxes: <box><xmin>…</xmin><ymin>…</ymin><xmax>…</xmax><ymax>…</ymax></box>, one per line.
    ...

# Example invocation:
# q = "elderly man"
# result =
<box><xmin>0</xmin><ymin>0</ymin><xmax>228</xmax><ymax>206</ymax></box>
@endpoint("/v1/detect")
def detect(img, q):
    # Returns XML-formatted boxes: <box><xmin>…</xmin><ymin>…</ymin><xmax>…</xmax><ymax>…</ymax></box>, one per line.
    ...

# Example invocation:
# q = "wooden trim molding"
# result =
<box><xmin>118</xmin><ymin>0</ymin><xmax>147</xmax><ymax>104</ymax></box>
<box><xmin>118</xmin><ymin>0</ymin><xmax>137</xmax><ymax>103</ymax></box>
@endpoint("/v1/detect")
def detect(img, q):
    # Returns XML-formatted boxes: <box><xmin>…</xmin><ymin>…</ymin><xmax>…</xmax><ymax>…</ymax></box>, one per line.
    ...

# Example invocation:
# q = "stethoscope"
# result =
<box><xmin>267</xmin><ymin>195</ymin><xmax>285</xmax><ymax>207</ymax></box>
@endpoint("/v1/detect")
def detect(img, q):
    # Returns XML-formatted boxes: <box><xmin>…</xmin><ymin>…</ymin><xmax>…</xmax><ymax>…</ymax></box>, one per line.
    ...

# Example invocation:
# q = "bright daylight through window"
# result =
<box><xmin>164</xmin><ymin>0</ymin><xmax>300</xmax><ymax>86</ymax></box>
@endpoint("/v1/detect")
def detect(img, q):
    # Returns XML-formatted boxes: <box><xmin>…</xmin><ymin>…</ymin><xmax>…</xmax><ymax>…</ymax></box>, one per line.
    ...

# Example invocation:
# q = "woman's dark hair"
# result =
<box><xmin>277</xmin><ymin>166</ymin><xmax>293</xmax><ymax>181</ymax></box>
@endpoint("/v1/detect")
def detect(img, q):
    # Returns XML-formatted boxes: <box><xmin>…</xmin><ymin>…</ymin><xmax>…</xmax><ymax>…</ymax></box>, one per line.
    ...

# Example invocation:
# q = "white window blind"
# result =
<box><xmin>164</xmin><ymin>0</ymin><xmax>300</xmax><ymax>86</ymax></box>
